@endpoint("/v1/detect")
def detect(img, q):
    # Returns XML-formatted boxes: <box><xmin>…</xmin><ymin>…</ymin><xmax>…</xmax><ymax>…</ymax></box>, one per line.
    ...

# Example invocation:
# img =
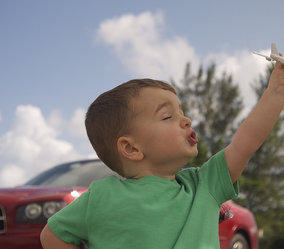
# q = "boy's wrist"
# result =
<box><xmin>263</xmin><ymin>87</ymin><xmax>284</xmax><ymax>107</ymax></box>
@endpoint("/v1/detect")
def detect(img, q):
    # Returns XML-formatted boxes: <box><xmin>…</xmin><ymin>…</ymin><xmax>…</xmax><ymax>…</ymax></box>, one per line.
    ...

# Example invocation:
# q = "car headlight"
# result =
<box><xmin>16</xmin><ymin>201</ymin><xmax>66</xmax><ymax>224</ymax></box>
<box><xmin>25</xmin><ymin>203</ymin><xmax>42</xmax><ymax>219</ymax></box>
<box><xmin>43</xmin><ymin>201</ymin><xmax>63</xmax><ymax>218</ymax></box>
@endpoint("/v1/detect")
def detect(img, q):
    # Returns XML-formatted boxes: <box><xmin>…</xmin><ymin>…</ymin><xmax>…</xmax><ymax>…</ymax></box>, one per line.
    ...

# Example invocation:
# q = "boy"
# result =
<box><xmin>41</xmin><ymin>61</ymin><xmax>284</xmax><ymax>249</ymax></box>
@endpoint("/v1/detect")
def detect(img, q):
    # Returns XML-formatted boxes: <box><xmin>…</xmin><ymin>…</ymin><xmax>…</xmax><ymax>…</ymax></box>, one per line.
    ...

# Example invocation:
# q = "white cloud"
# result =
<box><xmin>0</xmin><ymin>105</ymin><xmax>87</xmax><ymax>187</ymax></box>
<box><xmin>47</xmin><ymin>108</ymin><xmax>96</xmax><ymax>158</ymax></box>
<box><xmin>96</xmin><ymin>11</ymin><xmax>271</xmax><ymax>115</ymax></box>
<box><xmin>0</xmin><ymin>164</ymin><xmax>26</xmax><ymax>187</ymax></box>
<box><xmin>47</xmin><ymin>108</ymin><xmax>87</xmax><ymax>138</ymax></box>
<box><xmin>68</xmin><ymin>108</ymin><xmax>87</xmax><ymax>138</ymax></box>
<box><xmin>96</xmin><ymin>11</ymin><xmax>200</xmax><ymax>81</ymax></box>
<box><xmin>47</xmin><ymin>109</ymin><xmax>64</xmax><ymax>131</ymax></box>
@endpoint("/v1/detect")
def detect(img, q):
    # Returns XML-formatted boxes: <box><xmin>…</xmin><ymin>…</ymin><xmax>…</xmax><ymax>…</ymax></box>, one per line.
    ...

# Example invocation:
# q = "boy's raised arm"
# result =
<box><xmin>225</xmin><ymin>61</ymin><xmax>284</xmax><ymax>183</ymax></box>
<box><xmin>40</xmin><ymin>224</ymin><xmax>79</xmax><ymax>249</ymax></box>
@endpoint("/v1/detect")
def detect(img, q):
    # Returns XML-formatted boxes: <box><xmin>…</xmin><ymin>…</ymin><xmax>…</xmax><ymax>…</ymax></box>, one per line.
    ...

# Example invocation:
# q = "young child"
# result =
<box><xmin>41</xmin><ymin>61</ymin><xmax>284</xmax><ymax>249</ymax></box>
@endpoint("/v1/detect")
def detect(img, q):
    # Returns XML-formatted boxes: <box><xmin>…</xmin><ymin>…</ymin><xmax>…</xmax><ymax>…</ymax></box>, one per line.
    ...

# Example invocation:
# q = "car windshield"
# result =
<box><xmin>24</xmin><ymin>160</ymin><xmax>119</xmax><ymax>187</ymax></box>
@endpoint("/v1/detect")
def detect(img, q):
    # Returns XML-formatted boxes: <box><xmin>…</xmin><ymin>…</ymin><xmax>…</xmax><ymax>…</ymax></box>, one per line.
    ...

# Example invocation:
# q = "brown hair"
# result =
<box><xmin>85</xmin><ymin>78</ymin><xmax>176</xmax><ymax>176</ymax></box>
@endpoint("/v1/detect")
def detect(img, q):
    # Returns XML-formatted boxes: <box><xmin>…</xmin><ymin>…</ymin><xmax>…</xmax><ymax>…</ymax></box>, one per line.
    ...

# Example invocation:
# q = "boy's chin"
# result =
<box><xmin>189</xmin><ymin>148</ymin><xmax>198</xmax><ymax>157</ymax></box>
<box><xmin>184</xmin><ymin>150</ymin><xmax>198</xmax><ymax>162</ymax></box>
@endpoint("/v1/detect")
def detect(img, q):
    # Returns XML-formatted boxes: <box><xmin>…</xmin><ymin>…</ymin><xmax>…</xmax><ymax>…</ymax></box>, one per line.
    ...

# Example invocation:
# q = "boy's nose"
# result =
<box><xmin>181</xmin><ymin>116</ymin><xmax>191</xmax><ymax>128</ymax></box>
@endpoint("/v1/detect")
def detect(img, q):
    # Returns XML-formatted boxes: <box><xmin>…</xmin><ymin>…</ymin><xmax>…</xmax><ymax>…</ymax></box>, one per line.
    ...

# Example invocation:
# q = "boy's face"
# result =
<box><xmin>128</xmin><ymin>87</ymin><xmax>198</xmax><ymax>168</ymax></box>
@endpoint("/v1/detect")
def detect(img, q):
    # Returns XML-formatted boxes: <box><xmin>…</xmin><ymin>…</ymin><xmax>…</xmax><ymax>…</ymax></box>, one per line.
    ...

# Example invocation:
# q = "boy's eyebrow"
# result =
<box><xmin>154</xmin><ymin>101</ymin><xmax>182</xmax><ymax>114</ymax></box>
<box><xmin>154</xmin><ymin>101</ymin><xmax>171</xmax><ymax>114</ymax></box>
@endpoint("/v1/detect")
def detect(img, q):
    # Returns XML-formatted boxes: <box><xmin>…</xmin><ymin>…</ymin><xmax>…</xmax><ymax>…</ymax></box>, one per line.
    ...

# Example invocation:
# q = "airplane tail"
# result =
<box><xmin>271</xmin><ymin>42</ymin><xmax>279</xmax><ymax>55</ymax></box>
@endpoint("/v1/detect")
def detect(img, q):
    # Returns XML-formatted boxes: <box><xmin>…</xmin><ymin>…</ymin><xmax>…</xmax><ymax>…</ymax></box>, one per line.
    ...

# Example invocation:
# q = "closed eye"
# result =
<box><xmin>162</xmin><ymin>116</ymin><xmax>172</xmax><ymax>120</ymax></box>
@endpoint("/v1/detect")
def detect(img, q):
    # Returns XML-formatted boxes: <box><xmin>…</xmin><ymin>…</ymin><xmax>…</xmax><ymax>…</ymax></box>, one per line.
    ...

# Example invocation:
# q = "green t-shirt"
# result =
<box><xmin>48</xmin><ymin>150</ymin><xmax>238</xmax><ymax>249</ymax></box>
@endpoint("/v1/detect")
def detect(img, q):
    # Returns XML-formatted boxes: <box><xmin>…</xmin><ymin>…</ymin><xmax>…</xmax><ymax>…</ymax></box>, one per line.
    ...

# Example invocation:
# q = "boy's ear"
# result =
<box><xmin>117</xmin><ymin>136</ymin><xmax>144</xmax><ymax>161</ymax></box>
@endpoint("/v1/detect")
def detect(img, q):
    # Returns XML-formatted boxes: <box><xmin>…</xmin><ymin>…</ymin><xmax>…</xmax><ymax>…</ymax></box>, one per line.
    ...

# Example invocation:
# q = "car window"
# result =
<box><xmin>24</xmin><ymin>161</ymin><xmax>120</xmax><ymax>187</ymax></box>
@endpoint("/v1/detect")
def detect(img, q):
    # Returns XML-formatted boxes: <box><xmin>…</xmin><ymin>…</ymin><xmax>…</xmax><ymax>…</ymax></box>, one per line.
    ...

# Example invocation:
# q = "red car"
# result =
<box><xmin>0</xmin><ymin>159</ymin><xmax>258</xmax><ymax>249</ymax></box>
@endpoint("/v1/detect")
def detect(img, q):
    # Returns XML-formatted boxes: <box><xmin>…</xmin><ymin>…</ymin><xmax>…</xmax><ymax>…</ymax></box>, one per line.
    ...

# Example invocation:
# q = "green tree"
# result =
<box><xmin>235</xmin><ymin>65</ymin><xmax>284</xmax><ymax>249</ymax></box>
<box><xmin>171</xmin><ymin>63</ymin><xmax>243</xmax><ymax>166</ymax></box>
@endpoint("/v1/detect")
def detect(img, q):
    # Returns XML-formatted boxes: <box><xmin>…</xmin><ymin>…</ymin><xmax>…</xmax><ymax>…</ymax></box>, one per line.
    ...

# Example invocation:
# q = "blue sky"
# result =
<box><xmin>1</xmin><ymin>0</ymin><xmax>284</xmax><ymax>186</ymax></box>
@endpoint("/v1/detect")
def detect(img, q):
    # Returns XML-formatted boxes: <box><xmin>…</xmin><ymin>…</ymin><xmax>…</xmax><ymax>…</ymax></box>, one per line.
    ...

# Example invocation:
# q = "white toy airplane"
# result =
<box><xmin>253</xmin><ymin>43</ymin><xmax>284</xmax><ymax>65</ymax></box>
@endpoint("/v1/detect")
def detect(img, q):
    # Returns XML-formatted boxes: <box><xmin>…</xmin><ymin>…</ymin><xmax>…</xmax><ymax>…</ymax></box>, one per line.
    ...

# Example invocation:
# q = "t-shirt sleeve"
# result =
<box><xmin>199</xmin><ymin>149</ymin><xmax>239</xmax><ymax>206</ymax></box>
<box><xmin>47</xmin><ymin>190</ymin><xmax>90</xmax><ymax>246</ymax></box>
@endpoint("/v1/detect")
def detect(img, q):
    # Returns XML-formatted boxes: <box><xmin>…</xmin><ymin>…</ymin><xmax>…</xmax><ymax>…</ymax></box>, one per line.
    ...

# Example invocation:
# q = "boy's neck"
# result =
<box><xmin>130</xmin><ymin>171</ymin><xmax>176</xmax><ymax>181</ymax></box>
<box><xmin>123</xmin><ymin>161</ymin><xmax>180</xmax><ymax>181</ymax></box>
<box><xmin>120</xmin><ymin>155</ymin><xmax>188</xmax><ymax>181</ymax></box>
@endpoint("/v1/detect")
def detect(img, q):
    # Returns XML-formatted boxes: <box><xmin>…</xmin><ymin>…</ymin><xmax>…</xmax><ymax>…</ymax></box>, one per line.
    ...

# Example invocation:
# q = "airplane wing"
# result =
<box><xmin>252</xmin><ymin>51</ymin><xmax>272</xmax><ymax>61</ymax></box>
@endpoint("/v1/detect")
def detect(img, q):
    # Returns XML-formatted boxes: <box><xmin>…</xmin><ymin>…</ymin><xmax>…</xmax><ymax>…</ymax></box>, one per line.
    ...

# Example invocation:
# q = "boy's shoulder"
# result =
<box><xmin>89</xmin><ymin>175</ymin><xmax>121</xmax><ymax>190</ymax></box>
<box><xmin>176</xmin><ymin>166</ymin><xmax>200</xmax><ymax>188</ymax></box>
<box><xmin>176</xmin><ymin>150</ymin><xmax>227</xmax><ymax>182</ymax></box>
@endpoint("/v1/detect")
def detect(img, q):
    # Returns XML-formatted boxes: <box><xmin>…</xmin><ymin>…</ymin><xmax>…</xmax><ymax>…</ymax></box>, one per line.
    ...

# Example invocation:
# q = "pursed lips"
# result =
<box><xmin>187</xmin><ymin>130</ymin><xmax>198</xmax><ymax>145</ymax></box>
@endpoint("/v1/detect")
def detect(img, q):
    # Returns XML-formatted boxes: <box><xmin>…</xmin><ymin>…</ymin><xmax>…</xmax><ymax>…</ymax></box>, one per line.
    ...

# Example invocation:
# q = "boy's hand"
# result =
<box><xmin>225</xmin><ymin>59</ymin><xmax>284</xmax><ymax>183</ymax></box>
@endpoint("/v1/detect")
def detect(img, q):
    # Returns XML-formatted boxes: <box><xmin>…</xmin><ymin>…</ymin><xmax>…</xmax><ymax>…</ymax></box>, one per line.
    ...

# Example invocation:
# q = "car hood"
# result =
<box><xmin>0</xmin><ymin>186</ymin><xmax>87</xmax><ymax>204</ymax></box>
